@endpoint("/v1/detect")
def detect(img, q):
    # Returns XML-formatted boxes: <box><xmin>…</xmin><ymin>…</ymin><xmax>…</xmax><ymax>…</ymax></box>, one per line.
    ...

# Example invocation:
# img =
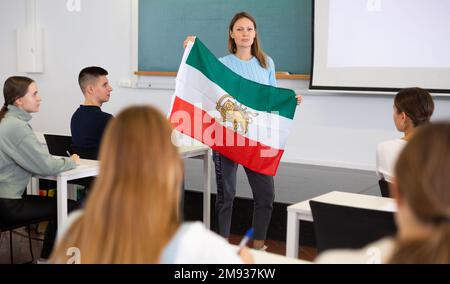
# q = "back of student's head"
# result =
<box><xmin>1</xmin><ymin>76</ymin><xmax>34</xmax><ymax>122</ymax></box>
<box><xmin>50</xmin><ymin>105</ymin><xmax>183</xmax><ymax>263</ymax></box>
<box><xmin>389</xmin><ymin>122</ymin><xmax>450</xmax><ymax>263</ymax></box>
<box><xmin>394</xmin><ymin>87</ymin><xmax>434</xmax><ymax>127</ymax></box>
<box><xmin>78</xmin><ymin>66</ymin><xmax>108</xmax><ymax>94</ymax></box>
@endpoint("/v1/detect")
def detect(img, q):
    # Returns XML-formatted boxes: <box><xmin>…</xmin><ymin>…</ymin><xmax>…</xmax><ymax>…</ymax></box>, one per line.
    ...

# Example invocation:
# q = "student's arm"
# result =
<box><xmin>9</xmin><ymin>132</ymin><xmax>76</xmax><ymax>176</ymax></box>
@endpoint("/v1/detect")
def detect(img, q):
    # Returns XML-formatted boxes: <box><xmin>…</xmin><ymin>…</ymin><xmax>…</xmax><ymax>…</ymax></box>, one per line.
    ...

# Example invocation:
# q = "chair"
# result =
<box><xmin>44</xmin><ymin>133</ymin><xmax>98</xmax><ymax>160</ymax></box>
<box><xmin>378</xmin><ymin>179</ymin><xmax>391</xmax><ymax>198</ymax></box>
<box><xmin>0</xmin><ymin>217</ymin><xmax>46</xmax><ymax>264</ymax></box>
<box><xmin>43</xmin><ymin>134</ymin><xmax>94</xmax><ymax>200</ymax></box>
<box><xmin>43</xmin><ymin>134</ymin><xmax>73</xmax><ymax>157</ymax></box>
<box><xmin>310</xmin><ymin>200</ymin><xmax>397</xmax><ymax>253</ymax></box>
<box><xmin>70</xmin><ymin>146</ymin><xmax>98</xmax><ymax>160</ymax></box>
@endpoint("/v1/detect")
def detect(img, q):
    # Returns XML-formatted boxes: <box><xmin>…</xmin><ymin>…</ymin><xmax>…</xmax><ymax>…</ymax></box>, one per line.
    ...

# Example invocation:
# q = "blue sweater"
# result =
<box><xmin>219</xmin><ymin>54</ymin><xmax>277</xmax><ymax>87</ymax></box>
<box><xmin>70</xmin><ymin>105</ymin><xmax>113</xmax><ymax>153</ymax></box>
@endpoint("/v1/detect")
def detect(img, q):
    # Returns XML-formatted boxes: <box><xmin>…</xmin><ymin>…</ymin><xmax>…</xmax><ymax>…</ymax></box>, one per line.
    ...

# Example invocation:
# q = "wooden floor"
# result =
<box><xmin>0</xmin><ymin>227</ymin><xmax>44</xmax><ymax>264</ymax></box>
<box><xmin>0</xmin><ymin>226</ymin><xmax>316</xmax><ymax>264</ymax></box>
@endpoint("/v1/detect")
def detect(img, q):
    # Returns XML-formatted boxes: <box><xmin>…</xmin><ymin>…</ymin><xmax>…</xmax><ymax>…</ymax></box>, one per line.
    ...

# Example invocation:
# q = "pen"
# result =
<box><xmin>66</xmin><ymin>150</ymin><xmax>71</xmax><ymax>157</ymax></box>
<box><xmin>237</xmin><ymin>228</ymin><xmax>253</xmax><ymax>253</ymax></box>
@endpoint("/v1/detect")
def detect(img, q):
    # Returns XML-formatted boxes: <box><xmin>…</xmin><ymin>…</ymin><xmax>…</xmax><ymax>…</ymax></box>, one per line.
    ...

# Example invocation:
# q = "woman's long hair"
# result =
<box><xmin>50</xmin><ymin>106</ymin><xmax>183</xmax><ymax>263</ymax></box>
<box><xmin>1</xmin><ymin>76</ymin><xmax>34</xmax><ymax>122</ymax></box>
<box><xmin>389</xmin><ymin>122</ymin><xmax>450</xmax><ymax>263</ymax></box>
<box><xmin>228</xmin><ymin>12</ymin><xmax>268</xmax><ymax>69</ymax></box>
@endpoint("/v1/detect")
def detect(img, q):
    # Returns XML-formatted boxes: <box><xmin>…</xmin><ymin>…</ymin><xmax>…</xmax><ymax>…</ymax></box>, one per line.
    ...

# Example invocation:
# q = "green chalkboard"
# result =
<box><xmin>138</xmin><ymin>0</ymin><xmax>312</xmax><ymax>74</ymax></box>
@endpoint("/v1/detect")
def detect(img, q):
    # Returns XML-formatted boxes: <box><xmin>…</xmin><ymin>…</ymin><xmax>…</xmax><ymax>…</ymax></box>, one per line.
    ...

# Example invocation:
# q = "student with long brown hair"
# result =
<box><xmin>50</xmin><ymin>106</ymin><xmax>252</xmax><ymax>263</ymax></box>
<box><xmin>317</xmin><ymin>122</ymin><xmax>450</xmax><ymax>264</ymax></box>
<box><xmin>0</xmin><ymin>76</ymin><xmax>80</xmax><ymax>261</ymax></box>
<box><xmin>184</xmin><ymin>12</ymin><xmax>302</xmax><ymax>251</ymax></box>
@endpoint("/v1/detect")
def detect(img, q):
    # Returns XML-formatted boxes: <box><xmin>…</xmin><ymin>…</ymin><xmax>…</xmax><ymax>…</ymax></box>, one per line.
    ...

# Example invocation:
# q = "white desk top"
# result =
<box><xmin>33</xmin><ymin>144</ymin><xmax>209</xmax><ymax>180</ymax></box>
<box><xmin>35</xmin><ymin>131</ymin><xmax>210</xmax><ymax>158</ymax></box>
<box><xmin>288</xmin><ymin>191</ymin><xmax>396</xmax><ymax>221</ymax></box>
<box><xmin>179</xmin><ymin>145</ymin><xmax>210</xmax><ymax>158</ymax></box>
<box><xmin>33</xmin><ymin>158</ymin><xmax>99</xmax><ymax>180</ymax></box>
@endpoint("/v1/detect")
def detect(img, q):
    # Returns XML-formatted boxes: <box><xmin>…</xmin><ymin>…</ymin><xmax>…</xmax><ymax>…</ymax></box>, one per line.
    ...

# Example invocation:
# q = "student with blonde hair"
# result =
<box><xmin>50</xmin><ymin>106</ymin><xmax>252</xmax><ymax>263</ymax></box>
<box><xmin>317</xmin><ymin>122</ymin><xmax>450</xmax><ymax>264</ymax></box>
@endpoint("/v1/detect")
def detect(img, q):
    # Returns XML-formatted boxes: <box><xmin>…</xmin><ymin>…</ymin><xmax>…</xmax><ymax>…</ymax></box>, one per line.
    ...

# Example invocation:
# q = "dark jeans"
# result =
<box><xmin>0</xmin><ymin>195</ymin><xmax>80</xmax><ymax>259</ymax></box>
<box><xmin>213</xmin><ymin>151</ymin><xmax>275</xmax><ymax>240</ymax></box>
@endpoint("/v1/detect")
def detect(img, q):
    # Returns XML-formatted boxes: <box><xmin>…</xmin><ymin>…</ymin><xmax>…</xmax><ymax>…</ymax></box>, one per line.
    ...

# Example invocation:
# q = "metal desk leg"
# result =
<box><xmin>203</xmin><ymin>149</ymin><xmax>211</xmax><ymax>229</ymax></box>
<box><xmin>26</xmin><ymin>180</ymin><xmax>32</xmax><ymax>195</ymax></box>
<box><xmin>286</xmin><ymin>211</ymin><xmax>300</xmax><ymax>258</ymax></box>
<box><xmin>27</xmin><ymin>177</ymin><xmax>39</xmax><ymax>196</ymax></box>
<box><xmin>57</xmin><ymin>176</ymin><xmax>68</xmax><ymax>229</ymax></box>
<box><xmin>32</xmin><ymin>178</ymin><xmax>39</xmax><ymax>195</ymax></box>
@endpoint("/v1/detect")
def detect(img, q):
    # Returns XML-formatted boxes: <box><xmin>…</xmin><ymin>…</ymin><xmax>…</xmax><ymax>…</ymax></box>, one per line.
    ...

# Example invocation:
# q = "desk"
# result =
<box><xmin>32</xmin><ymin>159</ymin><xmax>99</xmax><ymax>229</ymax></box>
<box><xmin>178</xmin><ymin>145</ymin><xmax>212</xmax><ymax>229</ymax></box>
<box><xmin>285</xmin><ymin>191</ymin><xmax>396</xmax><ymax>258</ymax></box>
<box><xmin>31</xmin><ymin>140</ymin><xmax>211</xmax><ymax>230</ymax></box>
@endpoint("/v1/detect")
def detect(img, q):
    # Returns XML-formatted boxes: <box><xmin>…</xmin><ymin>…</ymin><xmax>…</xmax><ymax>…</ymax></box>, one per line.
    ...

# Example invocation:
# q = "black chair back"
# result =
<box><xmin>71</xmin><ymin>146</ymin><xmax>98</xmax><ymax>160</ymax></box>
<box><xmin>44</xmin><ymin>134</ymin><xmax>98</xmax><ymax>160</ymax></box>
<box><xmin>310</xmin><ymin>200</ymin><xmax>397</xmax><ymax>253</ymax></box>
<box><xmin>43</xmin><ymin>134</ymin><xmax>72</xmax><ymax>156</ymax></box>
<box><xmin>378</xmin><ymin>179</ymin><xmax>391</xmax><ymax>197</ymax></box>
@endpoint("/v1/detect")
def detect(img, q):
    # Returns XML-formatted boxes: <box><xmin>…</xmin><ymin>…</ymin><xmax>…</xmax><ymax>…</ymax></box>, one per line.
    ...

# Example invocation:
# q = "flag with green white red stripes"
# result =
<box><xmin>169</xmin><ymin>38</ymin><xmax>297</xmax><ymax>176</ymax></box>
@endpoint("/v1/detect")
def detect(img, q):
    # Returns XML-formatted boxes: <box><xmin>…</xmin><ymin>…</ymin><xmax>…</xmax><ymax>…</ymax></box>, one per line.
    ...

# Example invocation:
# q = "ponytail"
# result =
<box><xmin>0</xmin><ymin>104</ymin><xmax>8</xmax><ymax>123</ymax></box>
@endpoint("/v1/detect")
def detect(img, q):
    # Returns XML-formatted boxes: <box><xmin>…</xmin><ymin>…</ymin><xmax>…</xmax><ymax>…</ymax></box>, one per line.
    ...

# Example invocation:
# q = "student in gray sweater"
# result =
<box><xmin>0</xmin><ymin>76</ymin><xmax>80</xmax><ymax>261</ymax></box>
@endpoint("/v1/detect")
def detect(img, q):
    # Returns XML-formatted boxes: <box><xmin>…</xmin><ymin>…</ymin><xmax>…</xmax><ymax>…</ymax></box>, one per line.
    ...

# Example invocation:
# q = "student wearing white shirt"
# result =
<box><xmin>376</xmin><ymin>87</ymin><xmax>434</xmax><ymax>183</ymax></box>
<box><xmin>49</xmin><ymin>106</ymin><xmax>252</xmax><ymax>264</ymax></box>
<box><xmin>317</xmin><ymin>122</ymin><xmax>450</xmax><ymax>264</ymax></box>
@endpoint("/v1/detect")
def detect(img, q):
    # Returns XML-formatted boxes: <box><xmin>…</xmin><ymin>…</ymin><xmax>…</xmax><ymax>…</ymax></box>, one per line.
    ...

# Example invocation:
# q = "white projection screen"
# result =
<box><xmin>310</xmin><ymin>0</ymin><xmax>450</xmax><ymax>94</ymax></box>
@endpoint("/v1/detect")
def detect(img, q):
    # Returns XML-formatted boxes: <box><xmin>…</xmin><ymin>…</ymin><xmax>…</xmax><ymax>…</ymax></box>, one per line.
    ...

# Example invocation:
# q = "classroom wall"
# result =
<box><xmin>1</xmin><ymin>0</ymin><xmax>450</xmax><ymax>173</ymax></box>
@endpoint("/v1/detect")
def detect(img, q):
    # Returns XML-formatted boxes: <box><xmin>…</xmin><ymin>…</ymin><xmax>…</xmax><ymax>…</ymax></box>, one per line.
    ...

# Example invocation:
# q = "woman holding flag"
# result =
<box><xmin>184</xmin><ymin>12</ymin><xmax>302</xmax><ymax>250</ymax></box>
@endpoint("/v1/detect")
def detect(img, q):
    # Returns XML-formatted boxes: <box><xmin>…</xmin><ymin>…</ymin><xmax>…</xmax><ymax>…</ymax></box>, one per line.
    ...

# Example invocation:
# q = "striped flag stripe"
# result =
<box><xmin>170</xmin><ymin>96</ymin><xmax>284</xmax><ymax>176</ymax></box>
<box><xmin>185</xmin><ymin>39</ymin><xmax>297</xmax><ymax>120</ymax></box>
<box><xmin>174</xmin><ymin>63</ymin><xmax>293</xmax><ymax>150</ymax></box>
